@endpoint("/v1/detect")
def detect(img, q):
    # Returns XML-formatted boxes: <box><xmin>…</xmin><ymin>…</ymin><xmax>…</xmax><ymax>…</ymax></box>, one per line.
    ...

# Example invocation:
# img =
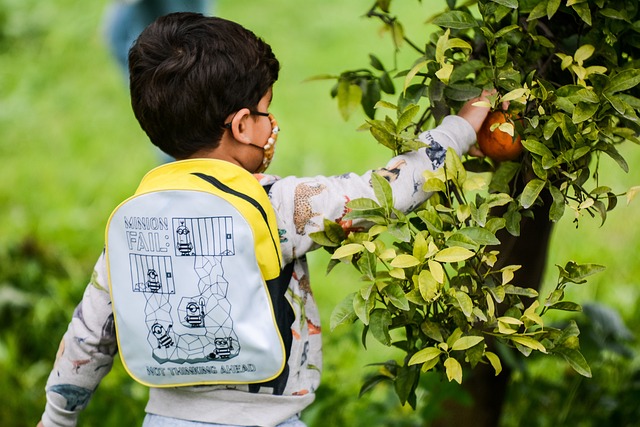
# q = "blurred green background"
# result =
<box><xmin>1</xmin><ymin>0</ymin><xmax>640</xmax><ymax>426</ymax></box>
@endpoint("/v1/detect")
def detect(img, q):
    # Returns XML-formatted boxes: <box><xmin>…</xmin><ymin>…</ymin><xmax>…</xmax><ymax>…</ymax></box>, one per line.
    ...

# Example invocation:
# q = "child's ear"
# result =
<box><xmin>229</xmin><ymin>108</ymin><xmax>253</xmax><ymax>145</ymax></box>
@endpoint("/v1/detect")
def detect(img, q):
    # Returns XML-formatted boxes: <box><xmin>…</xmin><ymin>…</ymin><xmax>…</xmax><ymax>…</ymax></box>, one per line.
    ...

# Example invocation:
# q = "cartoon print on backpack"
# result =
<box><xmin>122</xmin><ymin>215</ymin><xmax>242</xmax><ymax>365</ymax></box>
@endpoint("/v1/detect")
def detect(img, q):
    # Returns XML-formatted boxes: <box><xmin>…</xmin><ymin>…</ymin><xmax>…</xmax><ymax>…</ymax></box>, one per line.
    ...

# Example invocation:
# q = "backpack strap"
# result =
<box><xmin>192</xmin><ymin>172</ymin><xmax>282</xmax><ymax>271</ymax></box>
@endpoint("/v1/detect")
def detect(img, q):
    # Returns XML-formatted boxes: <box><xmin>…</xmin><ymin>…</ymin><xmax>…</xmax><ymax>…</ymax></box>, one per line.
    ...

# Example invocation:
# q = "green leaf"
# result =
<box><xmin>396</xmin><ymin>104</ymin><xmax>420</xmax><ymax>132</ymax></box>
<box><xmin>446</xmin><ymin>328</ymin><xmax>464</xmax><ymax>348</ymax></box>
<box><xmin>544</xmin><ymin>289</ymin><xmax>564</xmax><ymax>307</ymax></box>
<box><xmin>494</xmin><ymin>24</ymin><xmax>520</xmax><ymax>39</ymax></box>
<box><xmin>554</xmin><ymin>346</ymin><xmax>592</xmax><ymax>377</ymax></box>
<box><xmin>358</xmin><ymin>250</ymin><xmax>377</xmax><ymax>281</ymax></box>
<box><xmin>408</xmin><ymin>347</ymin><xmax>443</xmax><ymax>365</ymax></box>
<box><xmin>421</xmin><ymin>320</ymin><xmax>444</xmax><ymax>342</ymax></box>
<box><xmin>348</xmin><ymin>197</ymin><xmax>381</xmax><ymax>210</ymax></box>
<box><xmin>446</xmin><ymin>232</ymin><xmax>478</xmax><ymax>251</ymax></box>
<box><xmin>455</xmin><ymin>227</ymin><xmax>501</xmax><ymax>246</ymax></box>
<box><xmin>428</xmin><ymin>260</ymin><xmax>445</xmax><ymax>283</ymax></box>
<box><xmin>370</xmin><ymin>308</ymin><xmax>392</xmax><ymax>346</ymax></box>
<box><xmin>435</xmin><ymin>247</ymin><xmax>475</xmax><ymax>263</ymax></box>
<box><xmin>309</xmin><ymin>230</ymin><xmax>340</xmax><ymax>247</ymax></box>
<box><xmin>371</xmin><ymin>172</ymin><xmax>394</xmax><ymax>213</ymax></box>
<box><xmin>412</xmin><ymin>232</ymin><xmax>428</xmax><ymax>261</ymax></box>
<box><xmin>387</xmin><ymin>223</ymin><xmax>411</xmax><ymax>242</ymax></box>
<box><xmin>487</xmin><ymin>193</ymin><xmax>512</xmax><ymax>209</ymax></box>
<box><xmin>605</xmin><ymin>69</ymin><xmax>640</xmax><ymax>94</ymax></box>
<box><xmin>546</xmin><ymin>0</ymin><xmax>561</xmax><ymax>18</ymax></box>
<box><xmin>485</xmin><ymin>351</ymin><xmax>502</xmax><ymax>376</ymax></box>
<box><xmin>369</xmin><ymin>54</ymin><xmax>385</xmax><ymax>71</ymax></box>
<box><xmin>375</xmin><ymin>100</ymin><xmax>399</xmax><ymax>111</ymax></box>
<box><xmin>492</xmin><ymin>0</ymin><xmax>518</xmax><ymax>9</ymax></box>
<box><xmin>379</xmin><ymin>72</ymin><xmax>395</xmax><ymax>95</ymax></box>
<box><xmin>423</xmin><ymin>178</ymin><xmax>447</xmax><ymax>193</ymax></box>
<box><xmin>561</xmin><ymin>261</ymin><xmax>606</xmax><ymax>283</ymax></box>
<box><xmin>445</xmin><ymin>147</ymin><xmax>467</xmax><ymax>187</ymax></box>
<box><xmin>435</xmin><ymin>29</ymin><xmax>450</xmax><ymax>65</ymax></box>
<box><xmin>522</xmin><ymin>139</ymin><xmax>553</xmax><ymax>157</ymax></box>
<box><xmin>599</xmin><ymin>7</ymin><xmax>631</xmax><ymax>21</ymax></box>
<box><xmin>572</xmin><ymin>3</ymin><xmax>591</xmax><ymax>25</ymax></box>
<box><xmin>403</xmin><ymin>61</ymin><xmax>428</xmax><ymax>92</ymax></box>
<box><xmin>528</xmin><ymin>0</ymin><xmax>548</xmax><ymax>21</ymax></box>
<box><xmin>394</xmin><ymin>364</ymin><xmax>419</xmax><ymax>407</ymax></box>
<box><xmin>383</xmin><ymin>283</ymin><xmax>410</xmax><ymax>311</ymax></box>
<box><xmin>455</xmin><ymin>290</ymin><xmax>474</xmax><ymax>318</ymax></box>
<box><xmin>510</xmin><ymin>336</ymin><xmax>547</xmax><ymax>353</ymax></box>
<box><xmin>369</xmin><ymin>119</ymin><xmax>397</xmax><ymax>151</ymax></box>
<box><xmin>520</xmin><ymin>179</ymin><xmax>545</xmax><ymax>209</ymax></box>
<box><xmin>503</xmin><ymin>284</ymin><xmax>538</xmax><ymax>298</ymax></box>
<box><xmin>449</xmin><ymin>60</ymin><xmax>485</xmax><ymax>84</ymax></box>
<box><xmin>504</xmin><ymin>202</ymin><xmax>521</xmax><ymax>236</ymax></box>
<box><xmin>338</xmin><ymin>79</ymin><xmax>363</xmax><ymax>120</ymax></box>
<box><xmin>499</xmin><ymin>316</ymin><xmax>524</xmax><ymax>326</ymax></box>
<box><xmin>549</xmin><ymin>301</ymin><xmax>583</xmax><ymax>312</ymax></box>
<box><xmin>444</xmin><ymin>357</ymin><xmax>463</xmax><ymax>384</ymax></box>
<box><xmin>605</xmin><ymin>93</ymin><xmax>632</xmax><ymax>116</ymax></box>
<box><xmin>353</xmin><ymin>291</ymin><xmax>374</xmax><ymax>325</ymax></box>
<box><xmin>548</xmin><ymin>185</ymin><xmax>566</xmax><ymax>222</ymax></box>
<box><xmin>390</xmin><ymin>254</ymin><xmax>421</xmax><ymax>268</ymax></box>
<box><xmin>486</xmin><ymin>285</ymin><xmax>506</xmax><ymax>303</ymax></box>
<box><xmin>451</xmin><ymin>336</ymin><xmax>484</xmax><ymax>351</ymax></box>
<box><xmin>555</xmin><ymin>320</ymin><xmax>580</xmax><ymax>345</ymax></box>
<box><xmin>331</xmin><ymin>243</ymin><xmax>364</xmax><ymax>260</ymax></box>
<box><xmin>573</xmin><ymin>44</ymin><xmax>594</xmax><ymax>65</ymax></box>
<box><xmin>572</xmin><ymin>101</ymin><xmax>599</xmax><ymax>123</ymax></box>
<box><xmin>432</xmin><ymin>11</ymin><xmax>478</xmax><ymax>29</ymax></box>
<box><xmin>330</xmin><ymin>292</ymin><xmax>358</xmax><ymax>331</ymax></box>
<box><xmin>444</xmin><ymin>83</ymin><xmax>483</xmax><ymax>101</ymax></box>
<box><xmin>418</xmin><ymin>269</ymin><xmax>440</xmax><ymax>301</ymax></box>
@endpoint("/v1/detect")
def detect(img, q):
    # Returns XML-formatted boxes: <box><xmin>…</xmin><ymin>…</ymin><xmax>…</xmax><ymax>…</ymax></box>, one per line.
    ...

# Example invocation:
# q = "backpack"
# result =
<box><xmin>105</xmin><ymin>159</ymin><xmax>291</xmax><ymax>388</ymax></box>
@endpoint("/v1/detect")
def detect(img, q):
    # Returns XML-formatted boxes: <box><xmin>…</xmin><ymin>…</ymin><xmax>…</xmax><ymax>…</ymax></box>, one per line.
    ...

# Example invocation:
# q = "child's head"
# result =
<box><xmin>128</xmin><ymin>13</ymin><xmax>280</xmax><ymax>159</ymax></box>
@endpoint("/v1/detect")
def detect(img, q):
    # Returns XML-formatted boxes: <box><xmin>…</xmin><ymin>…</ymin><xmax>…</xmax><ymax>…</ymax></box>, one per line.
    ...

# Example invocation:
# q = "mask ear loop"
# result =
<box><xmin>256</xmin><ymin>114</ymin><xmax>279</xmax><ymax>173</ymax></box>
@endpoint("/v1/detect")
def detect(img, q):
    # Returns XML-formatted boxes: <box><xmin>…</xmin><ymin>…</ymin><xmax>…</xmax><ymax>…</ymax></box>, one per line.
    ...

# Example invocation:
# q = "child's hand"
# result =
<box><xmin>457</xmin><ymin>89</ymin><xmax>503</xmax><ymax>157</ymax></box>
<box><xmin>457</xmin><ymin>90</ymin><xmax>495</xmax><ymax>133</ymax></box>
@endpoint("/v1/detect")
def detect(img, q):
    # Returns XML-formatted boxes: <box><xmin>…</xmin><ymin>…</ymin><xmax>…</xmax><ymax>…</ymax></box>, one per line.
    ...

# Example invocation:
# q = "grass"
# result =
<box><xmin>2</xmin><ymin>0</ymin><xmax>640</xmax><ymax>426</ymax></box>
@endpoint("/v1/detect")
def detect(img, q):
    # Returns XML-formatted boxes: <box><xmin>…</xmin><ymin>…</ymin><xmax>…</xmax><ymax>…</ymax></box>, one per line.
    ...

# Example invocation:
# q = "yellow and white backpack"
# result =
<box><xmin>105</xmin><ymin>159</ymin><xmax>290</xmax><ymax>387</ymax></box>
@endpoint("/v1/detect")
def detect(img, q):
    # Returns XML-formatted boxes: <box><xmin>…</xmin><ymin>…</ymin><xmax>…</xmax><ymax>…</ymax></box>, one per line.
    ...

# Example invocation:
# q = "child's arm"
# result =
<box><xmin>264</xmin><ymin>95</ymin><xmax>490</xmax><ymax>264</ymax></box>
<box><xmin>39</xmin><ymin>252</ymin><xmax>117</xmax><ymax>427</ymax></box>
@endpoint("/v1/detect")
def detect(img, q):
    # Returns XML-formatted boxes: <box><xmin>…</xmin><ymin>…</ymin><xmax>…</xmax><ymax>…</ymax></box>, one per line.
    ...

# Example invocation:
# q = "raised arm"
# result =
<box><xmin>264</xmin><ymin>94</ymin><xmax>490</xmax><ymax>264</ymax></box>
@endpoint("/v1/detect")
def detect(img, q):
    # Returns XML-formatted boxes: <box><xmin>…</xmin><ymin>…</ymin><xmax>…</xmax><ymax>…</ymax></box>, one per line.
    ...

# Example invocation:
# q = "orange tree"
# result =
<box><xmin>311</xmin><ymin>0</ymin><xmax>640</xmax><ymax>421</ymax></box>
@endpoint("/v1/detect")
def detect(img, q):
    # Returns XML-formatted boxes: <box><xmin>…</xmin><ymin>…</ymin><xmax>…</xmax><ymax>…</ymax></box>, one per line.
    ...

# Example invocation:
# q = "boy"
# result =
<box><xmin>39</xmin><ymin>12</ymin><xmax>490</xmax><ymax>427</ymax></box>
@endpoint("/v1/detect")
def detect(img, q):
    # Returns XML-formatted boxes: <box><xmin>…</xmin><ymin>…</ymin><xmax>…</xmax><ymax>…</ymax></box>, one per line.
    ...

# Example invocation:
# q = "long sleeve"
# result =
<box><xmin>41</xmin><ymin>251</ymin><xmax>118</xmax><ymax>427</ymax></box>
<box><xmin>262</xmin><ymin>115</ymin><xmax>477</xmax><ymax>264</ymax></box>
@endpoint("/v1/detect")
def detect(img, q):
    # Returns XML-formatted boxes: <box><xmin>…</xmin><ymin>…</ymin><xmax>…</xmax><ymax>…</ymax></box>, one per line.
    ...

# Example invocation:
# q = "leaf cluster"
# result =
<box><xmin>336</xmin><ymin>0</ymin><xmax>640</xmax><ymax>223</ymax></box>
<box><xmin>317</xmin><ymin>0</ymin><xmax>640</xmax><ymax>409</ymax></box>
<box><xmin>311</xmin><ymin>149</ymin><xmax>601</xmax><ymax>406</ymax></box>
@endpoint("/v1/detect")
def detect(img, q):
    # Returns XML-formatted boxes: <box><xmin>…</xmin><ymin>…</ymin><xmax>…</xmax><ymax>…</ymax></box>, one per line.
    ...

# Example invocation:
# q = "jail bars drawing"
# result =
<box><xmin>172</xmin><ymin>216</ymin><xmax>235</xmax><ymax>257</ymax></box>
<box><xmin>130</xmin><ymin>254</ymin><xmax>176</xmax><ymax>294</ymax></box>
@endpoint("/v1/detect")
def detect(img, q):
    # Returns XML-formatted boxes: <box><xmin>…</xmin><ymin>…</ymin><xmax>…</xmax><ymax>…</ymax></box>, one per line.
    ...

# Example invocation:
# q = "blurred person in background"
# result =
<box><xmin>104</xmin><ymin>0</ymin><xmax>215</xmax><ymax>77</ymax></box>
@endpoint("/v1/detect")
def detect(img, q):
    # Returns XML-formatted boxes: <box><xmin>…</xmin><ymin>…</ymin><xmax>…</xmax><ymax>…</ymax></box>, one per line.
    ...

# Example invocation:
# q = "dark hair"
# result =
<box><xmin>128</xmin><ymin>13</ymin><xmax>280</xmax><ymax>159</ymax></box>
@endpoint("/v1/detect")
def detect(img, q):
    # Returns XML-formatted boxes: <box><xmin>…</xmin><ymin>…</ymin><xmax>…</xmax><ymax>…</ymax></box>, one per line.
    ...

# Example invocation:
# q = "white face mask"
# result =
<box><xmin>254</xmin><ymin>113</ymin><xmax>279</xmax><ymax>173</ymax></box>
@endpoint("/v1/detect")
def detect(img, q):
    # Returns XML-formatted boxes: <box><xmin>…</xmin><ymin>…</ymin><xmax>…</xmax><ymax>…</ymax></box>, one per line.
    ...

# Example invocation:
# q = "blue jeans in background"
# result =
<box><xmin>104</xmin><ymin>0</ymin><xmax>214</xmax><ymax>75</ymax></box>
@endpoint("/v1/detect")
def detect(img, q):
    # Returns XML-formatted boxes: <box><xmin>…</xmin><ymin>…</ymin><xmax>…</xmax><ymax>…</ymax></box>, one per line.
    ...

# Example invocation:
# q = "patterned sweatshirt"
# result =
<box><xmin>41</xmin><ymin>115</ymin><xmax>476</xmax><ymax>427</ymax></box>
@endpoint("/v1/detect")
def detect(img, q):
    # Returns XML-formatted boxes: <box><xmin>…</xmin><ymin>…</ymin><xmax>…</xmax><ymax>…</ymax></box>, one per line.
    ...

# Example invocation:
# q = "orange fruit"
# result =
<box><xmin>477</xmin><ymin>110</ymin><xmax>523</xmax><ymax>162</ymax></box>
